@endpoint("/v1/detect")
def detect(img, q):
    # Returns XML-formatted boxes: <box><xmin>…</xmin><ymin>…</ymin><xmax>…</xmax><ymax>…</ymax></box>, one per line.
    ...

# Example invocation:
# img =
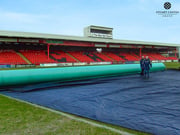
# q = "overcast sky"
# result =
<box><xmin>0</xmin><ymin>0</ymin><xmax>179</xmax><ymax>44</ymax></box>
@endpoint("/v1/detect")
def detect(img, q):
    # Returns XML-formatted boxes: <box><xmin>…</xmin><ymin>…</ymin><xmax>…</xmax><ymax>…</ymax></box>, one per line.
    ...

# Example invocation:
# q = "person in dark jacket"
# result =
<box><xmin>143</xmin><ymin>56</ymin><xmax>152</xmax><ymax>78</ymax></box>
<box><xmin>140</xmin><ymin>56</ymin><xmax>145</xmax><ymax>75</ymax></box>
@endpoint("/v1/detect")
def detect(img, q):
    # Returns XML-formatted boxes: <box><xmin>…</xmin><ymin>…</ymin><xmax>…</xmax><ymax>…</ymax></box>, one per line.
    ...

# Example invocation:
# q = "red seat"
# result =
<box><xmin>19</xmin><ymin>50</ymin><xmax>56</xmax><ymax>65</ymax></box>
<box><xmin>119</xmin><ymin>52</ymin><xmax>139</xmax><ymax>61</ymax></box>
<box><xmin>51</xmin><ymin>51</ymin><xmax>77</xmax><ymax>62</ymax></box>
<box><xmin>68</xmin><ymin>51</ymin><xmax>95</xmax><ymax>62</ymax></box>
<box><xmin>104</xmin><ymin>52</ymin><xmax>125</xmax><ymax>62</ymax></box>
<box><xmin>143</xmin><ymin>53</ymin><xmax>170</xmax><ymax>61</ymax></box>
<box><xmin>0</xmin><ymin>50</ymin><xmax>27</xmax><ymax>64</ymax></box>
<box><xmin>93</xmin><ymin>52</ymin><xmax>113</xmax><ymax>62</ymax></box>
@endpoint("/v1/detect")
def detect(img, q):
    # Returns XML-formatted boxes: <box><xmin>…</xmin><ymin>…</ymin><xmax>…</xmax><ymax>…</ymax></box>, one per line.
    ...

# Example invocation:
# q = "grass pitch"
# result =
<box><xmin>0</xmin><ymin>94</ymin><xmax>150</xmax><ymax>135</ymax></box>
<box><xmin>164</xmin><ymin>62</ymin><xmax>180</xmax><ymax>70</ymax></box>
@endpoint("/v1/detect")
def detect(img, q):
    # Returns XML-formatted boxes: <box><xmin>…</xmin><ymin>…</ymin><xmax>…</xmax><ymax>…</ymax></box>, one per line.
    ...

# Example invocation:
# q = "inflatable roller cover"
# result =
<box><xmin>0</xmin><ymin>63</ymin><xmax>165</xmax><ymax>87</ymax></box>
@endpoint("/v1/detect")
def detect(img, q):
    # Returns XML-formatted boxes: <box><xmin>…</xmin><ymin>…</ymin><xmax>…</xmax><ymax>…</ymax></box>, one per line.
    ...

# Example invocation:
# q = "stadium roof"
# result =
<box><xmin>0</xmin><ymin>30</ymin><xmax>179</xmax><ymax>47</ymax></box>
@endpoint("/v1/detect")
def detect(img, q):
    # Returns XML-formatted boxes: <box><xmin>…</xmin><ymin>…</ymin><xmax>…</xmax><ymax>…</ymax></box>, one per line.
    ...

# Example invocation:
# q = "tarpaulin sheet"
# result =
<box><xmin>1</xmin><ymin>70</ymin><xmax>180</xmax><ymax>135</ymax></box>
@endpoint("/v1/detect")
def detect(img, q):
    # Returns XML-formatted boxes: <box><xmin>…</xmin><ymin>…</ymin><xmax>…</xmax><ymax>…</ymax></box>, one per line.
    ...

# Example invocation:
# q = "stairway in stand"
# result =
<box><xmin>16</xmin><ymin>51</ymin><xmax>32</xmax><ymax>64</ymax></box>
<box><xmin>65</xmin><ymin>52</ymin><xmax>79</xmax><ymax>62</ymax></box>
<box><xmin>102</xmin><ymin>53</ymin><xmax>116</xmax><ymax>62</ymax></box>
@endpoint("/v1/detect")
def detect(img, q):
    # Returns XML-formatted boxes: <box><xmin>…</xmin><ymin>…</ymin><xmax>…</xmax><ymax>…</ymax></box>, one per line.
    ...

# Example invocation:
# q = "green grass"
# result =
<box><xmin>0</xmin><ymin>95</ymin><xmax>150</xmax><ymax>135</ymax></box>
<box><xmin>164</xmin><ymin>62</ymin><xmax>180</xmax><ymax>70</ymax></box>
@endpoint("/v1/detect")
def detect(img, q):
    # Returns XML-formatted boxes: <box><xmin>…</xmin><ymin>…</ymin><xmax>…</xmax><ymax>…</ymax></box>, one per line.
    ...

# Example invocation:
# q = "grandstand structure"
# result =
<box><xmin>0</xmin><ymin>25</ymin><xmax>179</xmax><ymax>67</ymax></box>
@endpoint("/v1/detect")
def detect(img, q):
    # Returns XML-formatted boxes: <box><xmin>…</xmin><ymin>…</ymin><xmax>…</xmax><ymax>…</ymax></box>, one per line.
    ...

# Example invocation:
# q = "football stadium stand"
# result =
<box><xmin>0</xmin><ymin>27</ymin><xmax>179</xmax><ymax>66</ymax></box>
<box><xmin>0</xmin><ymin>49</ymin><xmax>178</xmax><ymax>65</ymax></box>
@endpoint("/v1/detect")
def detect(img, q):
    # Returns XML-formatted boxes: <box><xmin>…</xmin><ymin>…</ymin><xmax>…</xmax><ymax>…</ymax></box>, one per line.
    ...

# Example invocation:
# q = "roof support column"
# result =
<box><xmin>174</xmin><ymin>48</ymin><xmax>177</xmax><ymax>57</ymax></box>
<box><xmin>177</xmin><ymin>47</ymin><xmax>180</xmax><ymax>59</ymax></box>
<box><xmin>139</xmin><ymin>48</ymin><xmax>142</xmax><ymax>57</ymax></box>
<box><xmin>47</xmin><ymin>44</ymin><xmax>50</xmax><ymax>60</ymax></box>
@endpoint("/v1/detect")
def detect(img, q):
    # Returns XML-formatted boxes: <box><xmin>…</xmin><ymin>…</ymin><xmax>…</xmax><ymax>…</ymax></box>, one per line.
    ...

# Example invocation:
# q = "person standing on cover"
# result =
<box><xmin>143</xmin><ymin>56</ymin><xmax>152</xmax><ymax>78</ymax></box>
<box><xmin>140</xmin><ymin>56</ymin><xmax>145</xmax><ymax>75</ymax></box>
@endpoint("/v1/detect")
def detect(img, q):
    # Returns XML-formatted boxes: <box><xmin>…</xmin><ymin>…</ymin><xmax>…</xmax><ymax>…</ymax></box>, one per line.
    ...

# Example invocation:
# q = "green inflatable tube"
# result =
<box><xmin>0</xmin><ymin>63</ymin><xmax>165</xmax><ymax>87</ymax></box>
